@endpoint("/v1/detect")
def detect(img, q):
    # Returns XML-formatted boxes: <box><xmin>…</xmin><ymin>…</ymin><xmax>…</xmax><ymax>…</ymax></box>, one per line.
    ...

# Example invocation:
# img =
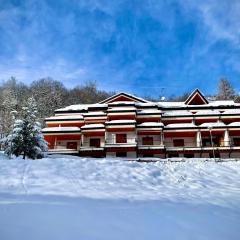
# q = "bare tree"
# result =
<box><xmin>216</xmin><ymin>79</ymin><xmax>235</xmax><ymax>100</ymax></box>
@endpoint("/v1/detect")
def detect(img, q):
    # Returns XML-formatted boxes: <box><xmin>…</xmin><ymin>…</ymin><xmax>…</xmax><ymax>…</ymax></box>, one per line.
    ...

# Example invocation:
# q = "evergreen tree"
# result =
<box><xmin>216</xmin><ymin>79</ymin><xmax>235</xmax><ymax>100</ymax></box>
<box><xmin>2</xmin><ymin>97</ymin><xmax>48</xmax><ymax>159</ymax></box>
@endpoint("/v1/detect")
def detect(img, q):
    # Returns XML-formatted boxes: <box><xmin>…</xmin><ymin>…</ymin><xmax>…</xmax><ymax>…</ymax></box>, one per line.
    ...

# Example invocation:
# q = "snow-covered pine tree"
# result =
<box><xmin>3</xmin><ymin>97</ymin><xmax>48</xmax><ymax>159</ymax></box>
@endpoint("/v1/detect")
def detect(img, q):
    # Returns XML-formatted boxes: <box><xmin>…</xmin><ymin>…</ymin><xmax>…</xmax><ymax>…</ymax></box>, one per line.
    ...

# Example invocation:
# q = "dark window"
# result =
<box><xmin>184</xmin><ymin>153</ymin><xmax>194</xmax><ymax>158</ymax></box>
<box><xmin>90</xmin><ymin>138</ymin><xmax>101</xmax><ymax>148</ymax></box>
<box><xmin>142</xmin><ymin>137</ymin><xmax>153</xmax><ymax>145</ymax></box>
<box><xmin>116</xmin><ymin>134</ymin><xmax>127</xmax><ymax>143</ymax></box>
<box><xmin>67</xmin><ymin>142</ymin><xmax>78</xmax><ymax>150</ymax></box>
<box><xmin>116</xmin><ymin>152</ymin><xmax>127</xmax><ymax>157</ymax></box>
<box><xmin>202</xmin><ymin>138</ymin><xmax>219</xmax><ymax>147</ymax></box>
<box><xmin>143</xmin><ymin>154</ymin><xmax>154</xmax><ymax>157</ymax></box>
<box><xmin>168</xmin><ymin>153</ymin><xmax>179</xmax><ymax>158</ymax></box>
<box><xmin>202</xmin><ymin>138</ymin><xmax>211</xmax><ymax>147</ymax></box>
<box><xmin>173</xmin><ymin>139</ymin><xmax>184</xmax><ymax>147</ymax></box>
<box><xmin>209</xmin><ymin>152</ymin><xmax>220</xmax><ymax>158</ymax></box>
<box><xmin>233</xmin><ymin>138</ymin><xmax>240</xmax><ymax>146</ymax></box>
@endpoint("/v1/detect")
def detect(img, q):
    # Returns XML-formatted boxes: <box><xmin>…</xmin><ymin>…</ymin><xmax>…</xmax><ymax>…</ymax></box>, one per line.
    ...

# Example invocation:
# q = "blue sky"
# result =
<box><xmin>0</xmin><ymin>0</ymin><xmax>239</xmax><ymax>98</ymax></box>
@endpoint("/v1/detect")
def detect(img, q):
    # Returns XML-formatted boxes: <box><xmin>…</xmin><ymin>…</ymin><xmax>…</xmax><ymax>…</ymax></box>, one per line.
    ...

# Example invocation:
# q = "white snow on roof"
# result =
<box><xmin>83</xmin><ymin>111</ymin><xmax>106</xmax><ymax>116</ymax></box>
<box><xmin>56</xmin><ymin>103</ymin><xmax>107</xmax><ymax>111</ymax></box>
<box><xmin>108</xmin><ymin>101</ymin><xmax>136</xmax><ymax>105</ymax></box>
<box><xmin>108</xmin><ymin>107</ymin><xmax>136</xmax><ymax>111</ymax></box>
<box><xmin>81</xmin><ymin>124</ymin><xmax>105</xmax><ymax>129</ymax></box>
<box><xmin>208</xmin><ymin>100</ymin><xmax>236</xmax><ymax>106</ymax></box>
<box><xmin>228</xmin><ymin>122</ymin><xmax>240</xmax><ymax>127</ymax></box>
<box><xmin>222</xmin><ymin>109</ymin><xmax>240</xmax><ymax>115</ymax></box>
<box><xmin>106</xmin><ymin>120</ymin><xmax>136</xmax><ymax>124</ymax></box>
<box><xmin>166</xmin><ymin>123</ymin><xmax>196</xmax><ymax>128</ymax></box>
<box><xmin>138</xmin><ymin>109</ymin><xmax>161</xmax><ymax>114</ymax></box>
<box><xmin>45</xmin><ymin>115</ymin><xmax>84</xmax><ymax>120</ymax></box>
<box><xmin>42</xmin><ymin>127</ymin><xmax>80</xmax><ymax>132</ymax></box>
<box><xmin>137</xmin><ymin>122</ymin><xmax>164</xmax><ymax>127</ymax></box>
<box><xmin>163</xmin><ymin>110</ymin><xmax>193</xmax><ymax>116</ymax></box>
<box><xmin>195</xmin><ymin>110</ymin><xmax>220</xmax><ymax>115</ymax></box>
<box><xmin>200</xmin><ymin>122</ymin><xmax>225</xmax><ymax>127</ymax></box>
<box><xmin>158</xmin><ymin>102</ymin><xmax>185</xmax><ymax>107</ymax></box>
<box><xmin>135</xmin><ymin>102</ymin><xmax>158</xmax><ymax>107</ymax></box>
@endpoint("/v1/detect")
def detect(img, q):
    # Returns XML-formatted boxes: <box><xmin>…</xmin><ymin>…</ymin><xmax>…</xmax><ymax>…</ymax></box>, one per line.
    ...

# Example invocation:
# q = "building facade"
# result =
<box><xmin>42</xmin><ymin>89</ymin><xmax>240</xmax><ymax>158</ymax></box>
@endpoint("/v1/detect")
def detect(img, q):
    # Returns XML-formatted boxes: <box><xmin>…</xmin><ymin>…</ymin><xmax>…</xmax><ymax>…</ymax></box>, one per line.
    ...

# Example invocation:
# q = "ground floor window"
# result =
<box><xmin>67</xmin><ymin>142</ymin><xmax>78</xmax><ymax>150</ymax></box>
<box><xmin>209</xmin><ymin>152</ymin><xmax>220</xmax><ymax>158</ymax></box>
<box><xmin>184</xmin><ymin>153</ymin><xmax>194</xmax><ymax>158</ymax></box>
<box><xmin>116</xmin><ymin>152</ymin><xmax>127</xmax><ymax>157</ymax></box>
<box><xmin>143</xmin><ymin>154</ymin><xmax>154</xmax><ymax>157</ymax></box>
<box><xmin>90</xmin><ymin>138</ymin><xmax>101</xmax><ymax>148</ymax></box>
<box><xmin>168</xmin><ymin>153</ymin><xmax>179</xmax><ymax>158</ymax></box>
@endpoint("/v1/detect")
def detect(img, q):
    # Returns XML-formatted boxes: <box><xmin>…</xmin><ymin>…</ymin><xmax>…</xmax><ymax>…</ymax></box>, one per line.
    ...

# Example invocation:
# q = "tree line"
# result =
<box><xmin>0</xmin><ymin>77</ymin><xmax>238</xmax><ymax>136</ymax></box>
<box><xmin>0</xmin><ymin>77</ymin><xmax>112</xmax><ymax>135</ymax></box>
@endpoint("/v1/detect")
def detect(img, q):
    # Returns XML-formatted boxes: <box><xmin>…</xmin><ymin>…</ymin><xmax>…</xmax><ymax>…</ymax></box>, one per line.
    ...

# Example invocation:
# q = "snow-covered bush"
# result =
<box><xmin>2</xmin><ymin>97</ymin><xmax>48</xmax><ymax>159</ymax></box>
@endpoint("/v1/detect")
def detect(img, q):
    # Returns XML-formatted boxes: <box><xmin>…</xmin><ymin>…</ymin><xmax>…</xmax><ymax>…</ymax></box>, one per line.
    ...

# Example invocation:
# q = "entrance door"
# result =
<box><xmin>67</xmin><ymin>142</ymin><xmax>78</xmax><ymax>150</ymax></box>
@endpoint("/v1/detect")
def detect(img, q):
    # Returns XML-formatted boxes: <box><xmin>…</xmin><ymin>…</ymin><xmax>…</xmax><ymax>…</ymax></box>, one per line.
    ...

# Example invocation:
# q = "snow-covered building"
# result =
<box><xmin>42</xmin><ymin>89</ymin><xmax>240</xmax><ymax>158</ymax></box>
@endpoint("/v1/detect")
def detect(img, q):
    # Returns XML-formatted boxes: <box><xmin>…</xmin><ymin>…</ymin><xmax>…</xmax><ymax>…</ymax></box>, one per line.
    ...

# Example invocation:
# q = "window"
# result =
<box><xmin>142</xmin><ymin>137</ymin><xmax>153</xmax><ymax>145</ymax></box>
<box><xmin>168</xmin><ymin>153</ymin><xmax>179</xmax><ymax>158</ymax></box>
<box><xmin>116</xmin><ymin>152</ymin><xmax>127</xmax><ymax>157</ymax></box>
<box><xmin>67</xmin><ymin>142</ymin><xmax>78</xmax><ymax>150</ymax></box>
<box><xmin>143</xmin><ymin>154</ymin><xmax>154</xmax><ymax>157</ymax></box>
<box><xmin>173</xmin><ymin>139</ymin><xmax>184</xmax><ymax>147</ymax></box>
<box><xmin>116</xmin><ymin>134</ymin><xmax>127</xmax><ymax>143</ymax></box>
<box><xmin>202</xmin><ymin>138</ymin><xmax>211</xmax><ymax>147</ymax></box>
<box><xmin>90</xmin><ymin>138</ymin><xmax>101</xmax><ymax>148</ymax></box>
<box><xmin>202</xmin><ymin>137</ymin><xmax>219</xmax><ymax>147</ymax></box>
<box><xmin>233</xmin><ymin>138</ymin><xmax>240</xmax><ymax>146</ymax></box>
<box><xmin>184</xmin><ymin>153</ymin><xmax>194</xmax><ymax>158</ymax></box>
<box><xmin>209</xmin><ymin>152</ymin><xmax>220</xmax><ymax>158</ymax></box>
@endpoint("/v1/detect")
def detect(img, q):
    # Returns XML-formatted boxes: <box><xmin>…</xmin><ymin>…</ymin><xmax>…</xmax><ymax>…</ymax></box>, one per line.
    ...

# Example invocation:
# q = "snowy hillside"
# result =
<box><xmin>0</xmin><ymin>153</ymin><xmax>240</xmax><ymax>240</ymax></box>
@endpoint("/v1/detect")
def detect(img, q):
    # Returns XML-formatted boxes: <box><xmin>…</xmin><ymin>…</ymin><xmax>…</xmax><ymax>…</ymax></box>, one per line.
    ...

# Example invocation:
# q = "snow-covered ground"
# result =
<box><xmin>0</xmin><ymin>152</ymin><xmax>240</xmax><ymax>240</ymax></box>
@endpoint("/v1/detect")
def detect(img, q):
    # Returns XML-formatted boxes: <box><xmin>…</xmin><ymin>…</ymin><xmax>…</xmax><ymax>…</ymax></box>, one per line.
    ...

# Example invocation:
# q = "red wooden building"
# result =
<box><xmin>42</xmin><ymin>89</ymin><xmax>240</xmax><ymax>158</ymax></box>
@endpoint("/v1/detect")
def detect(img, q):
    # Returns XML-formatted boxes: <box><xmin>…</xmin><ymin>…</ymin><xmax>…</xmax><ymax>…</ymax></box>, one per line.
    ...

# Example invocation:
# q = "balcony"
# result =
<box><xmin>138</xmin><ymin>137</ymin><xmax>164</xmax><ymax>150</ymax></box>
<box><xmin>105</xmin><ymin>134</ymin><xmax>137</xmax><ymax>149</ymax></box>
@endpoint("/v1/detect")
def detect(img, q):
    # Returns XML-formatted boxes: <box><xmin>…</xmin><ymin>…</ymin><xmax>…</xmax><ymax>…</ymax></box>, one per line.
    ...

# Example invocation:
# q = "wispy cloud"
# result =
<box><xmin>0</xmin><ymin>0</ymin><xmax>239</xmax><ymax>97</ymax></box>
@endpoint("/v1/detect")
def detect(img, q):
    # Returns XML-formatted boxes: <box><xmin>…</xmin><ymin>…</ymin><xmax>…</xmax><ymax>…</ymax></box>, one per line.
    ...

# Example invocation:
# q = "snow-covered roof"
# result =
<box><xmin>135</xmin><ymin>102</ymin><xmax>158</xmax><ymax>107</ymax></box>
<box><xmin>45</xmin><ymin>115</ymin><xmax>84</xmax><ymax>120</ymax></box>
<box><xmin>137</xmin><ymin>122</ymin><xmax>164</xmax><ymax>127</ymax></box>
<box><xmin>106</xmin><ymin>120</ymin><xmax>136</xmax><ymax>124</ymax></box>
<box><xmin>108</xmin><ymin>101</ymin><xmax>136</xmax><ymax>105</ymax></box>
<box><xmin>99</xmin><ymin>92</ymin><xmax>149</xmax><ymax>104</ymax></box>
<box><xmin>195</xmin><ymin>110</ymin><xmax>220</xmax><ymax>115</ymax></box>
<box><xmin>228</xmin><ymin>122</ymin><xmax>240</xmax><ymax>127</ymax></box>
<box><xmin>208</xmin><ymin>100</ymin><xmax>236</xmax><ymax>106</ymax></box>
<box><xmin>222</xmin><ymin>109</ymin><xmax>240</xmax><ymax>115</ymax></box>
<box><xmin>81</xmin><ymin>124</ymin><xmax>105</xmax><ymax>129</ymax></box>
<box><xmin>83</xmin><ymin>111</ymin><xmax>106</xmax><ymax>116</ymax></box>
<box><xmin>165</xmin><ymin>123</ymin><xmax>196</xmax><ymax>128</ymax></box>
<box><xmin>200</xmin><ymin>122</ymin><xmax>226</xmax><ymax>128</ymax></box>
<box><xmin>137</xmin><ymin>109</ymin><xmax>161</xmax><ymax>114</ymax></box>
<box><xmin>42</xmin><ymin>127</ymin><xmax>81</xmax><ymax>132</ymax></box>
<box><xmin>158</xmin><ymin>102</ymin><xmax>185</xmax><ymax>107</ymax></box>
<box><xmin>56</xmin><ymin>103</ymin><xmax>108</xmax><ymax>112</ymax></box>
<box><xmin>108</xmin><ymin>107</ymin><xmax>136</xmax><ymax>111</ymax></box>
<box><xmin>163</xmin><ymin>110</ymin><xmax>193</xmax><ymax>116</ymax></box>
